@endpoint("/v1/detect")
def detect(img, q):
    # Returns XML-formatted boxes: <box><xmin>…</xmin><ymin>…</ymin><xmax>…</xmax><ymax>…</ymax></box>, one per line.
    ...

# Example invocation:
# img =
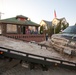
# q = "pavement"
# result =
<box><xmin>0</xmin><ymin>59</ymin><xmax>76</xmax><ymax>75</ymax></box>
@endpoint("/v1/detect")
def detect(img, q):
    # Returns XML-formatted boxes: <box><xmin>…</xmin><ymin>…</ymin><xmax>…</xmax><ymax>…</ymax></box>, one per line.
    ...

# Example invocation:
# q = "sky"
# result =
<box><xmin>0</xmin><ymin>0</ymin><xmax>76</xmax><ymax>26</ymax></box>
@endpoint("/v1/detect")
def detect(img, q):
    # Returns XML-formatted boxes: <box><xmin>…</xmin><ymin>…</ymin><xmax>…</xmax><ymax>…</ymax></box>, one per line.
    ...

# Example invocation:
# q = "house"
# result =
<box><xmin>0</xmin><ymin>15</ymin><xmax>39</xmax><ymax>34</ymax></box>
<box><xmin>40</xmin><ymin>20</ymin><xmax>52</xmax><ymax>30</ymax></box>
<box><xmin>52</xmin><ymin>17</ymin><xmax>68</xmax><ymax>26</ymax></box>
<box><xmin>0</xmin><ymin>15</ymin><xmax>45</xmax><ymax>42</ymax></box>
<box><xmin>52</xmin><ymin>18</ymin><xmax>60</xmax><ymax>26</ymax></box>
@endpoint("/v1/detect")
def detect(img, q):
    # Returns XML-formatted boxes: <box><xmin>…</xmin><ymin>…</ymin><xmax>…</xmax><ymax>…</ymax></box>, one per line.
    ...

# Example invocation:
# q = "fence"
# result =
<box><xmin>3</xmin><ymin>34</ymin><xmax>45</xmax><ymax>42</ymax></box>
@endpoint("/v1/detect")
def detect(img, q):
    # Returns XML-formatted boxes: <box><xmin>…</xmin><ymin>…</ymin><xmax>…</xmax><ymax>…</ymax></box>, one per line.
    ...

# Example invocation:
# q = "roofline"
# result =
<box><xmin>0</xmin><ymin>22</ymin><xmax>40</xmax><ymax>26</ymax></box>
<box><xmin>40</xmin><ymin>20</ymin><xmax>44</xmax><ymax>24</ymax></box>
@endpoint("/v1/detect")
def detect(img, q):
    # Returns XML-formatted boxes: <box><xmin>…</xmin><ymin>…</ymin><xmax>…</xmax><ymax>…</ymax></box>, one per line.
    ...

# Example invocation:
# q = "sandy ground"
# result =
<box><xmin>0</xmin><ymin>36</ymin><xmax>76</xmax><ymax>63</ymax></box>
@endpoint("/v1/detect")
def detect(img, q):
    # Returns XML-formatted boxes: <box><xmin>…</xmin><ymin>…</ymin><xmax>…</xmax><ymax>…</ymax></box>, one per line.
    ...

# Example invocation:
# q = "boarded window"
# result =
<box><xmin>7</xmin><ymin>24</ymin><xmax>17</xmax><ymax>33</ymax></box>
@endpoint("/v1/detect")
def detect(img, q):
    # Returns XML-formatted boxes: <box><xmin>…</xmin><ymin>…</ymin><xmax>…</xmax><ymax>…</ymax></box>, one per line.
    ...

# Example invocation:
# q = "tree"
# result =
<box><xmin>55</xmin><ymin>23</ymin><xmax>61</xmax><ymax>33</ymax></box>
<box><xmin>54</xmin><ymin>20</ymin><xmax>69</xmax><ymax>34</ymax></box>
<box><xmin>47</xmin><ymin>26</ymin><xmax>54</xmax><ymax>37</ymax></box>
<box><xmin>61</xmin><ymin>22</ymin><xmax>69</xmax><ymax>30</ymax></box>
<box><xmin>40</xmin><ymin>26</ymin><xmax>44</xmax><ymax>34</ymax></box>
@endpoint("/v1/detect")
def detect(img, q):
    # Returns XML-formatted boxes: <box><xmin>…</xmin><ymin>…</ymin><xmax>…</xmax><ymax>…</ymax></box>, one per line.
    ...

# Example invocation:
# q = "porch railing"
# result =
<box><xmin>3</xmin><ymin>34</ymin><xmax>45</xmax><ymax>42</ymax></box>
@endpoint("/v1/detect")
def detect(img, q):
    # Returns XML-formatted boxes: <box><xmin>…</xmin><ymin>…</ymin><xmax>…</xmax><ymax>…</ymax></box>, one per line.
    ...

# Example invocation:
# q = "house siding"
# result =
<box><xmin>2</xmin><ymin>24</ymin><xmax>6</xmax><ymax>34</ymax></box>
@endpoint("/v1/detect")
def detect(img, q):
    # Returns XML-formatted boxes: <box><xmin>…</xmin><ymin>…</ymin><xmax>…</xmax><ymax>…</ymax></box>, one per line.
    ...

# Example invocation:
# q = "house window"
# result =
<box><xmin>7</xmin><ymin>24</ymin><xmax>17</xmax><ymax>33</ymax></box>
<box><xmin>29</xmin><ymin>26</ymin><xmax>35</xmax><ymax>31</ymax></box>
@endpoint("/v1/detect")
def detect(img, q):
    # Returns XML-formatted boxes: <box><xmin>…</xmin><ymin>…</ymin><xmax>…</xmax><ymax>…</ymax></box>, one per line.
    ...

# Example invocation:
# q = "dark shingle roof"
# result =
<box><xmin>43</xmin><ymin>20</ymin><xmax>52</xmax><ymax>26</ymax></box>
<box><xmin>16</xmin><ymin>15</ymin><xmax>28</xmax><ymax>19</ymax></box>
<box><xmin>0</xmin><ymin>15</ymin><xmax>39</xmax><ymax>26</ymax></box>
<box><xmin>56</xmin><ymin>17</ymin><xmax>65</xmax><ymax>21</ymax></box>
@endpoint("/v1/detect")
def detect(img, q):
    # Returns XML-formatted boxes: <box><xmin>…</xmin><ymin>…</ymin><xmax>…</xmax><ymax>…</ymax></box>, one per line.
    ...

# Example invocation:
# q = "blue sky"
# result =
<box><xmin>0</xmin><ymin>0</ymin><xmax>76</xmax><ymax>25</ymax></box>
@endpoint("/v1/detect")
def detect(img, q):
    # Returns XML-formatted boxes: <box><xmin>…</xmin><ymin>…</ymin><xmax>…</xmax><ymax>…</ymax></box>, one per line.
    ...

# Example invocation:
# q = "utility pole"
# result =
<box><xmin>0</xmin><ymin>12</ymin><xmax>4</xmax><ymax>20</ymax></box>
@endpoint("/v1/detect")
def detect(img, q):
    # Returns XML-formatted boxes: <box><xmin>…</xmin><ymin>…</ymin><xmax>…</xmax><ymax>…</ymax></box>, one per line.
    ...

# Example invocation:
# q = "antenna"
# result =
<box><xmin>0</xmin><ymin>12</ymin><xmax>4</xmax><ymax>20</ymax></box>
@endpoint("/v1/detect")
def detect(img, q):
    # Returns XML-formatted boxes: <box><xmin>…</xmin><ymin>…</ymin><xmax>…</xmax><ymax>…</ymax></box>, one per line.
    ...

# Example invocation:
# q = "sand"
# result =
<box><xmin>0</xmin><ymin>36</ymin><xmax>76</xmax><ymax>63</ymax></box>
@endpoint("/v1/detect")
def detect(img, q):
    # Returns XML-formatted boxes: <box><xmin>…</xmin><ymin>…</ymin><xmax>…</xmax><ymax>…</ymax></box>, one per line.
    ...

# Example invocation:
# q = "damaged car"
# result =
<box><xmin>51</xmin><ymin>25</ymin><xmax>76</xmax><ymax>56</ymax></box>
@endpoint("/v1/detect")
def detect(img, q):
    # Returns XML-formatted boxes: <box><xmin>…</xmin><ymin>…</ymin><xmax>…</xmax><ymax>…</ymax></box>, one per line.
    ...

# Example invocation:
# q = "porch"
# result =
<box><xmin>0</xmin><ymin>15</ymin><xmax>45</xmax><ymax>42</ymax></box>
<box><xmin>3</xmin><ymin>34</ymin><xmax>45</xmax><ymax>42</ymax></box>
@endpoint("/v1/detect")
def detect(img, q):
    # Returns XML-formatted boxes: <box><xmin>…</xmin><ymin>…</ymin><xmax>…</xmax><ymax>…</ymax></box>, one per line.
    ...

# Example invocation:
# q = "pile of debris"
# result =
<box><xmin>50</xmin><ymin>34</ymin><xmax>76</xmax><ymax>56</ymax></box>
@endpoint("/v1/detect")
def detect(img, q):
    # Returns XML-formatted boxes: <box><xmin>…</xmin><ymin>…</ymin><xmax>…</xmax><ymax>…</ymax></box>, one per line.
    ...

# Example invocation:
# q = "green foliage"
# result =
<box><xmin>61</xmin><ymin>22</ymin><xmax>69</xmax><ymax>30</ymax></box>
<box><xmin>47</xmin><ymin>26</ymin><xmax>54</xmax><ymax>37</ymax></box>
<box><xmin>55</xmin><ymin>24</ymin><xmax>61</xmax><ymax>33</ymax></box>
<box><xmin>66</xmin><ymin>23</ymin><xmax>69</xmax><ymax>27</ymax></box>
<box><xmin>47</xmin><ymin>21</ymin><xmax>69</xmax><ymax>36</ymax></box>
<box><xmin>75</xmin><ymin>23</ymin><xmax>76</xmax><ymax>25</ymax></box>
<box><xmin>40</xmin><ymin>26</ymin><xmax>44</xmax><ymax>34</ymax></box>
<box><xmin>54</xmin><ymin>21</ymin><xmax>69</xmax><ymax>34</ymax></box>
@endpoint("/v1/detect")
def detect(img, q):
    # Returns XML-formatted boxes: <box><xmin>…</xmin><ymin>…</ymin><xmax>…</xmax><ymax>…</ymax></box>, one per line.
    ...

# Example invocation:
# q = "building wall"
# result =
<box><xmin>6</xmin><ymin>24</ymin><xmax>17</xmax><ymax>33</ymax></box>
<box><xmin>52</xmin><ymin>18</ymin><xmax>60</xmax><ymax>26</ymax></box>
<box><xmin>17</xmin><ymin>25</ymin><xmax>21</xmax><ymax>34</ymax></box>
<box><xmin>0</xmin><ymin>24</ymin><xmax>18</xmax><ymax>34</ymax></box>
<box><xmin>1</xmin><ymin>24</ymin><xmax>6</xmax><ymax>34</ymax></box>
<box><xmin>0</xmin><ymin>23</ymin><xmax>39</xmax><ymax>35</ymax></box>
<box><xmin>39</xmin><ymin>20</ymin><xmax>48</xmax><ymax>31</ymax></box>
<box><xmin>52</xmin><ymin>18</ymin><xmax>68</xmax><ymax>26</ymax></box>
<box><xmin>40</xmin><ymin>21</ymin><xmax>46</xmax><ymax>26</ymax></box>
